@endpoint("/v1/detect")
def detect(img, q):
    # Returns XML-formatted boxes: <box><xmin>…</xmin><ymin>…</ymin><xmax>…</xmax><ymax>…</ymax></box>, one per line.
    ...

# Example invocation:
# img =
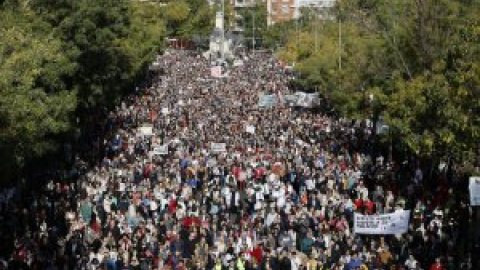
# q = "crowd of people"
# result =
<box><xmin>0</xmin><ymin>49</ymin><xmax>477</xmax><ymax>270</ymax></box>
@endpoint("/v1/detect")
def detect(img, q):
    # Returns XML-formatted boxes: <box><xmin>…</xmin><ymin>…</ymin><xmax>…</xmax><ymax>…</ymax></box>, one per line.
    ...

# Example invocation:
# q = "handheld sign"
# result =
<box><xmin>153</xmin><ymin>145</ymin><xmax>168</xmax><ymax>155</ymax></box>
<box><xmin>211</xmin><ymin>143</ymin><xmax>227</xmax><ymax>153</ymax></box>
<box><xmin>469</xmin><ymin>177</ymin><xmax>480</xmax><ymax>206</ymax></box>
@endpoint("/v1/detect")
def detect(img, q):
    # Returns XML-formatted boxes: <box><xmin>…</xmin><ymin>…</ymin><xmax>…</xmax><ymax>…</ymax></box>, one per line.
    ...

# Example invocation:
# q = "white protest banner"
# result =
<box><xmin>283</xmin><ymin>92</ymin><xmax>321</xmax><ymax>108</ymax></box>
<box><xmin>469</xmin><ymin>177</ymin><xmax>480</xmax><ymax>206</ymax></box>
<box><xmin>246</xmin><ymin>125</ymin><xmax>255</xmax><ymax>134</ymax></box>
<box><xmin>354</xmin><ymin>210</ymin><xmax>410</xmax><ymax>235</ymax></box>
<box><xmin>139</xmin><ymin>124</ymin><xmax>154</xmax><ymax>136</ymax></box>
<box><xmin>211</xmin><ymin>143</ymin><xmax>227</xmax><ymax>153</ymax></box>
<box><xmin>153</xmin><ymin>145</ymin><xmax>168</xmax><ymax>156</ymax></box>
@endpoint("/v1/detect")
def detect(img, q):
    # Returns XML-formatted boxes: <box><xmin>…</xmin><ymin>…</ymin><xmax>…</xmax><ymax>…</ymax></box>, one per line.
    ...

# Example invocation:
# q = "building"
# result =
<box><xmin>267</xmin><ymin>0</ymin><xmax>295</xmax><ymax>25</ymax></box>
<box><xmin>267</xmin><ymin>0</ymin><xmax>336</xmax><ymax>25</ymax></box>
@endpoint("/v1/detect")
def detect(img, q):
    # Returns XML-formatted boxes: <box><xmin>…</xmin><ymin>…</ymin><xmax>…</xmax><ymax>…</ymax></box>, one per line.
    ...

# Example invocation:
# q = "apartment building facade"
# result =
<box><xmin>267</xmin><ymin>0</ymin><xmax>336</xmax><ymax>25</ymax></box>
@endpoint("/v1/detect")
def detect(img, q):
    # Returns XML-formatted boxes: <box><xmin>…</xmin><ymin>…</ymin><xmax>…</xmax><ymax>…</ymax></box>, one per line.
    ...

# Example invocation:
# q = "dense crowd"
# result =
<box><xmin>0</xmin><ymin>50</ymin><xmax>477</xmax><ymax>270</ymax></box>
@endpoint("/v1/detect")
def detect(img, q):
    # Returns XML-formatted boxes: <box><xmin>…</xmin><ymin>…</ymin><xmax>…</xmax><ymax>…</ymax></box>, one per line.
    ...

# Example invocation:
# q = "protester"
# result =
<box><xmin>0</xmin><ymin>49</ymin><xmax>475</xmax><ymax>270</ymax></box>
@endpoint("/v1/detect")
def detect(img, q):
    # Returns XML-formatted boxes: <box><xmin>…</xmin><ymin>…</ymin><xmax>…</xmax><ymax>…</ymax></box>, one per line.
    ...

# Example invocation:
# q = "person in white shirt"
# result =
<box><xmin>290</xmin><ymin>251</ymin><xmax>302</xmax><ymax>270</ymax></box>
<box><xmin>103</xmin><ymin>196</ymin><xmax>112</xmax><ymax>214</ymax></box>
<box><xmin>405</xmin><ymin>255</ymin><xmax>419</xmax><ymax>269</ymax></box>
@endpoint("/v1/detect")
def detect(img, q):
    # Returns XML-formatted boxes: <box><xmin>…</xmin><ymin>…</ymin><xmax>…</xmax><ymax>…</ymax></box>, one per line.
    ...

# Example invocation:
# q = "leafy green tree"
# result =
<box><xmin>123</xmin><ymin>1</ymin><xmax>166</xmax><ymax>78</ymax></box>
<box><xmin>263</xmin><ymin>20</ymin><xmax>296</xmax><ymax>49</ymax></box>
<box><xmin>238</xmin><ymin>2</ymin><xmax>268</xmax><ymax>48</ymax></box>
<box><xmin>0</xmin><ymin>11</ymin><xmax>77</xmax><ymax>180</ymax></box>
<box><xmin>165</xmin><ymin>0</ymin><xmax>190</xmax><ymax>24</ymax></box>
<box><xmin>0</xmin><ymin>0</ymin><xmax>168</xmax><ymax>183</ymax></box>
<box><xmin>177</xmin><ymin>0</ymin><xmax>214</xmax><ymax>40</ymax></box>
<box><xmin>276</xmin><ymin>0</ymin><xmax>480</xmax><ymax>165</ymax></box>
<box><xmin>163</xmin><ymin>0</ymin><xmax>214</xmax><ymax>40</ymax></box>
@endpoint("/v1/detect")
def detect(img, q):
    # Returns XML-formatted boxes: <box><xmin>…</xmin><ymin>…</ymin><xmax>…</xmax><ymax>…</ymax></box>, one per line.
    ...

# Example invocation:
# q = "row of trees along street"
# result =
<box><xmin>275</xmin><ymin>0</ymin><xmax>480</xmax><ymax>180</ymax></box>
<box><xmin>0</xmin><ymin>0</ymin><xmax>166</xmax><ymax>184</ymax></box>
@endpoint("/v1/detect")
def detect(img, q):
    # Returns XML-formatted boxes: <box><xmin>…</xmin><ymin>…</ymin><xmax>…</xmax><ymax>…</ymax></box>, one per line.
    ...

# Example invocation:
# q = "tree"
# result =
<box><xmin>177</xmin><ymin>0</ymin><xmax>214</xmax><ymax>40</ymax></box>
<box><xmin>165</xmin><ymin>0</ymin><xmax>190</xmax><ymax>24</ymax></box>
<box><xmin>275</xmin><ymin>0</ymin><xmax>480</xmax><ymax>165</ymax></box>
<box><xmin>0</xmin><ymin>0</ymin><xmax>168</xmax><ymax>183</ymax></box>
<box><xmin>124</xmin><ymin>1</ymin><xmax>167</xmax><ymax>78</ymax></box>
<box><xmin>237</xmin><ymin>2</ymin><xmax>268</xmax><ymax>48</ymax></box>
<box><xmin>0</xmin><ymin>12</ymin><xmax>77</xmax><ymax>181</ymax></box>
<box><xmin>263</xmin><ymin>20</ymin><xmax>296</xmax><ymax>49</ymax></box>
<box><xmin>162</xmin><ymin>0</ymin><xmax>215</xmax><ymax>41</ymax></box>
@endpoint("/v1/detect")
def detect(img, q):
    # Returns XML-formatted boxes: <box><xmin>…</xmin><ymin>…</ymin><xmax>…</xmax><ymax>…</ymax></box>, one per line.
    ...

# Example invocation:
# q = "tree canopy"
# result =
<box><xmin>276</xmin><ymin>0</ymin><xmax>480</xmax><ymax>165</ymax></box>
<box><xmin>163</xmin><ymin>0</ymin><xmax>214</xmax><ymax>40</ymax></box>
<box><xmin>0</xmin><ymin>0</ymin><xmax>166</xmax><ymax>183</ymax></box>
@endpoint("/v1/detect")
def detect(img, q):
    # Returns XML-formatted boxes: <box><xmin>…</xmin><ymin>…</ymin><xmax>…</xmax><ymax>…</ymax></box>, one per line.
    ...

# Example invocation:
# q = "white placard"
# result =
<box><xmin>354</xmin><ymin>210</ymin><xmax>410</xmax><ymax>235</ymax></box>
<box><xmin>211</xmin><ymin>143</ymin><xmax>227</xmax><ymax>153</ymax></box>
<box><xmin>469</xmin><ymin>177</ymin><xmax>480</xmax><ymax>206</ymax></box>
<box><xmin>258</xmin><ymin>94</ymin><xmax>276</xmax><ymax>108</ymax></box>
<box><xmin>153</xmin><ymin>145</ymin><xmax>168</xmax><ymax>155</ymax></box>
<box><xmin>139</xmin><ymin>125</ymin><xmax>154</xmax><ymax>136</ymax></box>
<box><xmin>119</xmin><ymin>182</ymin><xmax>126</xmax><ymax>192</ymax></box>
<box><xmin>233</xmin><ymin>59</ymin><xmax>244</xmax><ymax>67</ymax></box>
<box><xmin>161</xmin><ymin>107</ymin><xmax>169</xmax><ymax>115</ymax></box>
<box><xmin>211</xmin><ymin>66</ymin><xmax>222</xmax><ymax>78</ymax></box>
<box><xmin>206</xmin><ymin>158</ymin><xmax>217</xmax><ymax>168</ymax></box>
<box><xmin>246</xmin><ymin>125</ymin><xmax>255</xmax><ymax>134</ymax></box>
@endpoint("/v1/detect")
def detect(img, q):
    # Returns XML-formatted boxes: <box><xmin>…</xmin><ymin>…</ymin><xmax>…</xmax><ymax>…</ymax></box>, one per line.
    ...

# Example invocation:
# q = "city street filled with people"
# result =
<box><xmin>0</xmin><ymin>50</ymin><xmax>476</xmax><ymax>270</ymax></box>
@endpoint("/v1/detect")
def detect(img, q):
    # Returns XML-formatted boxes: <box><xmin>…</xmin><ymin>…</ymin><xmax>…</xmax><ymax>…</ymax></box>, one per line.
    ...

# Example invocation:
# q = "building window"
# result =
<box><xmin>282</xmin><ymin>5</ymin><xmax>289</xmax><ymax>14</ymax></box>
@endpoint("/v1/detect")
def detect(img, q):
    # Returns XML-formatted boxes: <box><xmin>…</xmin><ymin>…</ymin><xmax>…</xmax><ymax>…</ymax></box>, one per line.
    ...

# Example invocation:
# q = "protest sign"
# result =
<box><xmin>161</xmin><ymin>107</ymin><xmax>169</xmax><ymax>115</ymax></box>
<box><xmin>119</xmin><ymin>182</ymin><xmax>126</xmax><ymax>192</ymax></box>
<box><xmin>206</xmin><ymin>158</ymin><xmax>218</xmax><ymax>168</ymax></box>
<box><xmin>153</xmin><ymin>145</ymin><xmax>168</xmax><ymax>155</ymax></box>
<box><xmin>139</xmin><ymin>124</ymin><xmax>154</xmax><ymax>136</ymax></box>
<box><xmin>211</xmin><ymin>143</ymin><xmax>227</xmax><ymax>153</ymax></box>
<box><xmin>258</xmin><ymin>94</ymin><xmax>276</xmax><ymax>108</ymax></box>
<box><xmin>246</xmin><ymin>125</ymin><xmax>255</xmax><ymax>134</ymax></box>
<box><xmin>233</xmin><ymin>59</ymin><xmax>244</xmax><ymax>67</ymax></box>
<box><xmin>469</xmin><ymin>177</ymin><xmax>480</xmax><ymax>206</ymax></box>
<box><xmin>283</xmin><ymin>92</ymin><xmax>320</xmax><ymax>108</ymax></box>
<box><xmin>354</xmin><ymin>210</ymin><xmax>410</xmax><ymax>235</ymax></box>
<box><xmin>211</xmin><ymin>66</ymin><xmax>222</xmax><ymax>78</ymax></box>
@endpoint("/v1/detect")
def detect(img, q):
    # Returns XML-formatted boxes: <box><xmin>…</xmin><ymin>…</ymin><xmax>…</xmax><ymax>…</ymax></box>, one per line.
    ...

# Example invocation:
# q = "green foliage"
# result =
<box><xmin>125</xmin><ymin>2</ymin><xmax>166</xmax><ymax>75</ymax></box>
<box><xmin>163</xmin><ymin>0</ymin><xmax>214</xmax><ymax>40</ymax></box>
<box><xmin>238</xmin><ymin>2</ymin><xmax>268</xmax><ymax>48</ymax></box>
<box><xmin>165</xmin><ymin>0</ymin><xmax>190</xmax><ymax>23</ymax></box>
<box><xmin>263</xmin><ymin>20</ymin><xmax>296</xmax><ymax>49</ymax></box>
<box><xmin>276</xmin><ymin>0</ymin><xmax>480</xmax><ymax>163</ymax></box>
<box><xmin>0</xmin><ymin>0</ymin><xmax>167</xmax><ymax>183</ymax></box>
<box><xmin>0</xmin><ymin>12</ymin><xmax>77</xmax><ymax>179</ymax></box>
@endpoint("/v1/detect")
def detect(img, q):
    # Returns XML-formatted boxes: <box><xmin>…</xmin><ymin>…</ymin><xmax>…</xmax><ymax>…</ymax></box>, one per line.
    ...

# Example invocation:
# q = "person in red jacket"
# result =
<box><xmin>429</xmin><ymin>258</ymin><xmax>445</xmax><ymax>270</ymax></box>
<box><xmin>365</xmin><ymin>198</ymin><xmax>376</xmax><ymax>215</ymax></box>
